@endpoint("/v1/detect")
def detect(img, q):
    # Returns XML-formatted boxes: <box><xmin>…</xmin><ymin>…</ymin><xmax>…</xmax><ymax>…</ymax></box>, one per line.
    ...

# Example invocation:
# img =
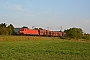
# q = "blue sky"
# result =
<box><xmin>0</xmin><ymin>0</ymin><xmax>90</xmax><ymax>33</ymax></box>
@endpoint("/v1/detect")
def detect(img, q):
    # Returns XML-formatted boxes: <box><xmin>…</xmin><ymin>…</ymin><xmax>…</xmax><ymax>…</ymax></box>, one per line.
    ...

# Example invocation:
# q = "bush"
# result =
<box><xmin>64</xmin><ymin>28</ymin><xmax>83</xmax><ymax>40</ymax></box>
<box><xmin>83</xmin><ymin>34</ymin><xmax>90</xmax><ymax>40</ymax></box>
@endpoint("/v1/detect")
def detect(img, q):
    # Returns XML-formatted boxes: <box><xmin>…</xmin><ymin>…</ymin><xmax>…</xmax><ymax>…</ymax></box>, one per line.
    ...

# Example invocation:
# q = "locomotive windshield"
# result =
<box><xmin>20</xmin><ymin>28</ymin><xmax>24</xmax><ymax>31</ymax></box>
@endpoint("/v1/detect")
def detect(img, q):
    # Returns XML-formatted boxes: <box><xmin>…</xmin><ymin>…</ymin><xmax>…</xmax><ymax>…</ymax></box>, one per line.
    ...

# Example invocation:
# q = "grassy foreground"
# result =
<box><xmin>0</xmin><ymin>36</ymin><xmax>90</xmax><ymax>60</ymax></box>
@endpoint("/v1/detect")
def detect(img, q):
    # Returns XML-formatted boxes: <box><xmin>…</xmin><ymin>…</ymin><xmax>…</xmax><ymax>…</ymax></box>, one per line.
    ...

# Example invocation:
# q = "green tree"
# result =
<box><xmin>0</xmin><ymin>23</ymin><xmax>8</xmax><ymax>35</ymax></box>
<box><xmin>0</xmin><ymin>23</ymin><xmax>7</xmax><ymax>28</ymax></box>
<box><xmin>83</xmin><ymin>34</ymin><xmax>90</xmax><ymax>40</ymax></box>
<box><xmin>6</xmin><ymin>26</ymin><xmax>12</xmax><ymax>35</ymax></box>
<box><xmin>0</xmin><ymin>23</ymin><xmax>15</xmax><ymax>35</ymax></box>
<box><xmin>22</xmin><ymin>26</ymin><xmax>28</xmax><ymax>28</ymax></box>
<box><xmin>39</xmin><ymin>28</ymin><xmax>43</xmax><ymax>30</ymax></box>
<box><xmin>64</xmin><ymin>28</ymin><xmax>83</xmax><ymax>39</ymax></box>
<box><xmin>7</xmin><ymin>24</ymin><xmax>15</xmax><ymax>35</ymax></box>
<box><xmin>0</xmin><ymin>27</ymin><xmax>8</xmax><ymax>35</ymax></box>
<box><xmin>34</xmin><ymin>28</ymin><xmax>38</xmax><ymax>30</ymax></box>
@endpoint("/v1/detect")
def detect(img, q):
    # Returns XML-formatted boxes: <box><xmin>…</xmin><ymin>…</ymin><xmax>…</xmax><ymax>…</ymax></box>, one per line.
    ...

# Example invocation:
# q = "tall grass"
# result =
<box><xmin>0</xmin><ymin>36</ymin><xmax>61</xmax><ymax>42</ymax></box>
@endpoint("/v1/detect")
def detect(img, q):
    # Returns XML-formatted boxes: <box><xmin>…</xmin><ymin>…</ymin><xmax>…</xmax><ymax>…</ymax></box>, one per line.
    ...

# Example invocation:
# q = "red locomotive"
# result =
<box><xmin>20</xmin><ymin>28</ymin><xmax>39</xmax><ymax>35</ymax></box>
<box><xmin>19</xmin><ymin>27</ymin><xmax>64</xmax><ymax>37</ymax></box>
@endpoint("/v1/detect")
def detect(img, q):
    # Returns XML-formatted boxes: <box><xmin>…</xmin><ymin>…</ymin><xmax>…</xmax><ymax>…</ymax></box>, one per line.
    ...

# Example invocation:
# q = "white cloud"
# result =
<box><xmin>14</xmin><ymin>5</ymin><xmax>28</xmax><ymax>11</ymax></box>
<box><xmin>38</xmin><ymin>11</ymin><xmax>47</xmax><ymax>15</ymax></box>
<box><xmin>2</xmin><ymin>3</ymin><xmax>28</xmax><ymax>11</ymax></box>
<box><xmin>15</xmin><ymin>5</ymin><xmax>22</xmax><ymax>10</ymax></box>
<box><xmin>48</xmin><ymin>8</ymin><xmax>51</xmax><ymax>11</ymax></box>
<box><xmin>23</xmin><ymin>14</ymin><xmax>36</xmax><ymax>17</ymax></box>
<box><xmin>83</xmin><ymin>20</ymin><xmax>90</xmax><ymax>23</ymax></box>
<box><xmin>5</xmin><ymin>1</ymin><xmax>9</xmax><ymax>4</ymax></box>
<box><xmin>2</xmin><ymin>15</ymin><xmax>7</xmax><ymax>16</ymax></box>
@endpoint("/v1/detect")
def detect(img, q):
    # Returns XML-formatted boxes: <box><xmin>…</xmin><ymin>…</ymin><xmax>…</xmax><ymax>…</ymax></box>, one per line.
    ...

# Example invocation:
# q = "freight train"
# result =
<box><xmin>14</xmin><ymin>27</ymin><xmax>66</xmax><ymax>37</ymax></box>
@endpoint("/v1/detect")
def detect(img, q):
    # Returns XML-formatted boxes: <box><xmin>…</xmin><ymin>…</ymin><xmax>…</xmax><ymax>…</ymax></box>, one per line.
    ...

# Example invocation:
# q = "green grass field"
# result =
<box><xmin>0</xmin><ymin>36</ymin><xmax>90</xmax><ymax>60</ymax></box>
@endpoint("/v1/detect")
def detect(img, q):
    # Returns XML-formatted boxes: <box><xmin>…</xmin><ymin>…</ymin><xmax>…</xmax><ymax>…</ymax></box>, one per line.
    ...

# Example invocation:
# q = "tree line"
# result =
<box><xmin>64</xmin><ymin>28</ymin><xmax>90</xmax><ymax>40</ymax></box>
<box><xmin>0</xmin><ymin>23</ymin><xmax>14</xmax><ymax>35</ymax></box>
<box><xmin>0</xmin><ymin>23</ymin><xmax>90</xmax><ymax>40</ymax></box>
